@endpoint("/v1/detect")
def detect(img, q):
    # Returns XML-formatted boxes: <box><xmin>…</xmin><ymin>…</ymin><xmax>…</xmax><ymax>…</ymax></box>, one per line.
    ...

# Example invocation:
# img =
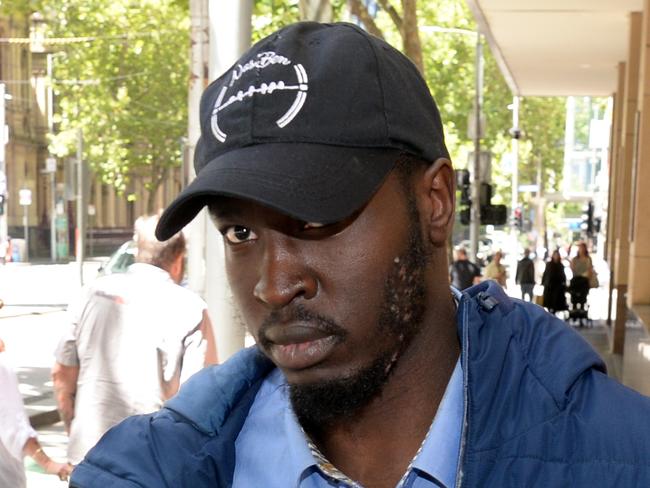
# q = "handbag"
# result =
<box><xmin>588</xmin><ymin>268</ymin><xmax>599</xmax><ymax>288</ymax></box>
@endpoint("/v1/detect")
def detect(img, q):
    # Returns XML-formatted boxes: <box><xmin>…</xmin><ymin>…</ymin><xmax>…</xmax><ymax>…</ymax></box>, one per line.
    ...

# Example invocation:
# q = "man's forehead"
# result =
<box><xmin>209</xmin><ymin>196</ymin><xmax>323</xmax><ymax>226</ymax></box>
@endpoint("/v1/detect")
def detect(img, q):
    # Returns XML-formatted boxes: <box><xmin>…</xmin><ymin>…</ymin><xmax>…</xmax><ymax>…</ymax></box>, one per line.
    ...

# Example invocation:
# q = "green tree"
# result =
<box><xmin>339</xmin><ymin>1</ymin><xmax>566</xmax><ymax>215</ymax></box>
<box><xmin>28</xmin><ymin>0</ymin><xmax>189</xmax><ymax>213</ymax></box>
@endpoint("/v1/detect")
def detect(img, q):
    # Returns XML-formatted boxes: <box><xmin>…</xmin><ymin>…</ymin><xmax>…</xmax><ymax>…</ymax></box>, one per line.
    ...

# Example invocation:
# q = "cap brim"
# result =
<box><xmin>155</xmin><ymin>143</ymin><xmax>399</xmax><ymax>241</ymax></box>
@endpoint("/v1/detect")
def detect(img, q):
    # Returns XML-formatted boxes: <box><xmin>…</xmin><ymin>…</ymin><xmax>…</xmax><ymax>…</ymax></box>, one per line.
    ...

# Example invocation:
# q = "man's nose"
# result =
<box><xmin>253</xmin><ymin>236</ymin><xmax>318</xmax><ymax>308</ymax></box>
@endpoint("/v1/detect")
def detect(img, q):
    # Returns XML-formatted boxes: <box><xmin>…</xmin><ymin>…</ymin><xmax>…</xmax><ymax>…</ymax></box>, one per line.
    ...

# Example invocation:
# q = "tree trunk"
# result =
<box><xmin>401</xmin><ymin>0</ymin><xmax>424</xmax><ymax>74</ymax></box>
<box><xmin>348</xmin><ymin>0</ymin><xmax>424</xmax><ymax>75</ymax></box>
<box><xmin>145</xmin><ymin>167</ymin><xmax>167</xmax><ymax>215</ymax></box>
<box><xmin>299</xmin><ymin>0</ymin><xmax>333</xmax><ymax>22</ymax></box>
<box><xmin>347</xmin><ymin>0</ymin><xmax>385</xmax><ymax>39</ymax></box>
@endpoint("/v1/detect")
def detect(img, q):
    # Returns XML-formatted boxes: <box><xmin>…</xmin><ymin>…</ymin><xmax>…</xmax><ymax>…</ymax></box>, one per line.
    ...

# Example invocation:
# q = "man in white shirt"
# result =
<box><xmin>52</xmin><ymin>215</ymin><xmax>217</xmax><ymax>465</ymax></box>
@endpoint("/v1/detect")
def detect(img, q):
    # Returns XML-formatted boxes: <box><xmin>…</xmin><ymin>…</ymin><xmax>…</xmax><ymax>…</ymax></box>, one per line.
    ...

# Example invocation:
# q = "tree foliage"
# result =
<box><xmin>10</xmin><ymin>0</ymin><xmax>190</xmax><ymax>213</ymax></box>
<box><xmin>3</xmin><ymin>0</ymin><xmax>568</xmax><ymax>218</ymax></box>
<box><xmin>252</xmin><ymin>0</ymin><xmax>567</xmax><ymax>213</ymax></box>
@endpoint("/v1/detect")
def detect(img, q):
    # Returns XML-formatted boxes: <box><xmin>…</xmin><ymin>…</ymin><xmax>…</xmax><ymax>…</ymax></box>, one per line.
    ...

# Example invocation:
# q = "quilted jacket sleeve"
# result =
<box><xmin>70</xmin><ymin>410</ymin><xmax>212</xmax><ymax>488</ymax></box>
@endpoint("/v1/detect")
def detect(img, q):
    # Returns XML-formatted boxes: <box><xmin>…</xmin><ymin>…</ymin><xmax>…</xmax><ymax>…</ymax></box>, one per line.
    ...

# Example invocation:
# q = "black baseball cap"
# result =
<box><xmin>156</xmin><ymin>21</ymin><xmax>449</xmax><ymax>241</ymax></box>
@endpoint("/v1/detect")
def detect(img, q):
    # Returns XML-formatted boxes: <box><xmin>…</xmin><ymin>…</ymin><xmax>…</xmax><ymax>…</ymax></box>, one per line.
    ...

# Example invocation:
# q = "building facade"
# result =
<box><xmin>1</xmin><ymin>12</ymin><xmax>183</xmax><ymax>260</ymax></box>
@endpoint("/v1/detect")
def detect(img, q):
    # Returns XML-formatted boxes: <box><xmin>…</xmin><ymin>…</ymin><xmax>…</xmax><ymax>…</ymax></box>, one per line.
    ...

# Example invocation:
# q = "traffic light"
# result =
<box><xmin>456</xmin><ymin>169</ymin><xmax>470</xmax><ymax>205</ymax></box>
<box><xmin>459</xmin><ymin>204</ymin><xmax>507</xmax><ymax>226</ymax></box>
<box><xmin>456</xmin><ymin>172</ymin><xmax>506</xmax><ymax>226</ymax></box>
<box><xmin>581</xmin><ymin>201</ymin><xmax>594</xmax><ymax>236</ymax></box>
<box><xmin>513</xmin><ymin>206</ymin><xmax>523</xmax><ymax>229</ymax></box>
<box><xmin>481</xmin><ymin>204</ymin><xmax>507</xmax><ymax>225</ymax></box>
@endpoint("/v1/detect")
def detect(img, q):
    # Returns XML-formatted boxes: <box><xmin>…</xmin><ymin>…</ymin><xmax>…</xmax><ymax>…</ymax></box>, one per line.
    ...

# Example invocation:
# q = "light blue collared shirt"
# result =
<box><xmin>234</xmin><ymin>359</ymin><xmax>463</xmax><ymax>487</ymax></box>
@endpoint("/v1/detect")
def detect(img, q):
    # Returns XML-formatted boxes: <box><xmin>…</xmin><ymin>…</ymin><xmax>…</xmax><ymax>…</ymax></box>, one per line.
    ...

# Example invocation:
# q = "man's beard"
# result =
<box><xmin>289</xmin><ymin>199</ymin><xmax>429</xmax><ymax>434</ymax></box>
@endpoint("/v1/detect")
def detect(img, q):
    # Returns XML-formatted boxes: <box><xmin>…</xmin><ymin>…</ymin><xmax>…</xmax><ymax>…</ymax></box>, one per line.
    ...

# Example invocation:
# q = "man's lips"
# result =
<box><xmin>263</xmin><ymin>325</ymin><xmax>342</xmax><ymax>370</ymax></box>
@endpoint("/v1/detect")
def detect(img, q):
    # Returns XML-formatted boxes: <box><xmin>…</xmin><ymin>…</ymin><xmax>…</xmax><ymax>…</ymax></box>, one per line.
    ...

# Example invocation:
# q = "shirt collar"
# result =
<box><xmin>277</xmin><ymin>358</ymin><xmax>463</xmax><ymax>488</ymax></box>
<box><xmin>409</xmin><ymin>358</ymin><xmax>463</xmax><ymax>487</ymax></box>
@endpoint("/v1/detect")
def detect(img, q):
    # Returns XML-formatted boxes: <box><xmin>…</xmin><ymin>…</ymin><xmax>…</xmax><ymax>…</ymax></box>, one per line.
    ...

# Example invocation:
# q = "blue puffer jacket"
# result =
<box><xmin>70</xmin><ymin>281</ymin><xmax>650</xmax><ymax>487</ymax></box>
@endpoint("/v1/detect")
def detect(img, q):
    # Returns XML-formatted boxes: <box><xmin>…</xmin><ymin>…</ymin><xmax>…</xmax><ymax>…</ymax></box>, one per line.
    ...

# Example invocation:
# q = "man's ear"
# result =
<box><xmin>169</xmin><ymin>252</ymin><xmax>184</xmax><ymax>283</ymax></box>
<box><xmin>419</xmin><ymin>158</ymin><xmax>455</xmax><ymax>247</ymax></box>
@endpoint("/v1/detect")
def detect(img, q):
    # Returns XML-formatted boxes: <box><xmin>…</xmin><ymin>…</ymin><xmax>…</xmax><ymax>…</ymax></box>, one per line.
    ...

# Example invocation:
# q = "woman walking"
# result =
<box><xmin>542</xmin><ymin>250</ymin><xmax>568</xmax><ymax>314</ymax></box>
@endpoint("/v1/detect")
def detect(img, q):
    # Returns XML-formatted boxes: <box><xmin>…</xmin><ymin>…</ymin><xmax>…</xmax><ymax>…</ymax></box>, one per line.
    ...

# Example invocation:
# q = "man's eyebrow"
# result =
<box><xmin>208</xmin><ymin>204</ymin><xmax>243</xmax><ymax>220</ymax></box>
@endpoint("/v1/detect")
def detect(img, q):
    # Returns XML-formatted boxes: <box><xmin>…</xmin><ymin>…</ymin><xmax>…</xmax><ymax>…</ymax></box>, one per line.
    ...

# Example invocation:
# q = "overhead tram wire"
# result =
<box><xmin>0</xmin><ymin>30</ymin><xmax>176</xmax><ymax>45</ymax></box>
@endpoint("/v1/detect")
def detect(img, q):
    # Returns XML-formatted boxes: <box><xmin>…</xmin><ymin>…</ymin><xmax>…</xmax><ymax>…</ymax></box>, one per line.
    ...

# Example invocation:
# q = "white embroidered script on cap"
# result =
<box><xmin>211</xmin><ymin>51</ymin><xmax>309</xmax><ymax>142</ymax></box>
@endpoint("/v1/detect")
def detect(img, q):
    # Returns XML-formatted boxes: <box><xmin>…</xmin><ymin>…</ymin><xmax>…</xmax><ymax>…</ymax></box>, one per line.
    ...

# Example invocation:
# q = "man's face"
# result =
<box><xmin>211</xmin><ymin>171</ymin><xmax>431</xmax><ymax>426</ymax></box>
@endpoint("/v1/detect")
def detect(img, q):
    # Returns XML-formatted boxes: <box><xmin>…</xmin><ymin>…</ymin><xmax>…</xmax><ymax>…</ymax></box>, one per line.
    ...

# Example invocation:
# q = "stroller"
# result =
<box><xmin>567</xmin><ymin>275</ymin><xmax>591</xmax><ymax>327</ymax></box>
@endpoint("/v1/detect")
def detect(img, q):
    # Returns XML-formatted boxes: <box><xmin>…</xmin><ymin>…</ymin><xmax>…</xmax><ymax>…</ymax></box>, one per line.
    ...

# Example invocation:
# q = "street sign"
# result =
<box><xmin>518</xmin><ymin>184</ymin><xmax>539</xmax><ymax>193</ymax></box>
<box><xmin>19</xmin><ymin>188</ymin><xmax>32</xmax><ymax>206</ymax></box>
<box><xmin>467</xmin><ymin>151</ymin><xmax>492</xmax><ymax>183</ymax></box>
<box><xmin>45</xmin><ymin>157</ymin><xmax>57</xmax><ymax>173</ymax></box>
<box><xmin>467</xmin><ymin>112</ymin><xmax>486</xmax><ymax>139</ymax></box>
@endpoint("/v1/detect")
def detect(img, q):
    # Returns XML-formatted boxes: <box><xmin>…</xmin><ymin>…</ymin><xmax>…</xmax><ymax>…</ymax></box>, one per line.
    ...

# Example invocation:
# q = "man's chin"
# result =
<box><xmin>288</xmin><ymin>351</ymin><xmax>393</xmax><ymax>432</ymax></box>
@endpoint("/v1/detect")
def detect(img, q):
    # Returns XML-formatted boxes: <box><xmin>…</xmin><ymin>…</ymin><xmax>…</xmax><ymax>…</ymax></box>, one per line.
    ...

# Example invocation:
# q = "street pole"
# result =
<box><xmin>0</xmin><ymin>83</ymin><xmax>7</xmax><ymax>247</ymax></box>
<box><xmin>205</xmin><ymin>1</ymin><xmax>252</xmax><ymax>361</ymax></box>
<box><xmin>47</xmin><ymin>55</ymin><xmax>57</xmax><ymax>262</ymax></box>
<box><xmin>76</xmin><ymin>128</ymin><xmax>85</xmax><ymax>286</ymax></box>
<box><xmin>469</xmin><ymin>32</ymin><xmax>484</xmax><ymax>262</ymax></box>
<box><xmin>511</xmin><ymin>96</ymin><xmax>519</xmax><ymax>217</ymax></box>
<box><xmin>186</xmin><ymin>0</ymin><xmax>210</xmax><ymax>297</ymax></box>
<box><xmin>510</xmin><ymin>95</ymin><xmax>520</xmax><ymax>269</ymax></box>
<box><xmin>50</xmin><ymin>169</ymin><xmax>56</xmax><ymax>262</ymax></box>
<box><xmin>23</xmin><ymin>204</ymin><xmax>28</xmax><ymax>262</ymax></box>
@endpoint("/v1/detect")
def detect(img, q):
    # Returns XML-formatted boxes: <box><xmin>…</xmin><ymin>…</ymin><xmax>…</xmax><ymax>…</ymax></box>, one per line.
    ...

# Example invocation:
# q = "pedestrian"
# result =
<box><xmin>515</xmin><ymin>248</ymin><xmax>536</xmax><ymax>301</ymax></box>
<box><xmin>3</xmin><ymin>236</ymin><xmax>12</xmax><ymax>263</ymax></box>
<box><xmin>541</xmin><ymin>249</ymin><xmax>568</xmax><ymax>314</ymax></box>
<box><xmin>449</xmin><ymin>247</ymin><xmax>481</xmax><ymax>290</ymax></box>
<box><xmin>571</xmin><ymin>241</ymin><xmax>597</xmax><ymax>288</ymax></box>
<box><xmin>52</xmin><ymin>214</ymin><xmax>217</xmax><ymax>466</ymax></box>
<box><xmin>484</xmin><ymin>250</ymin><xmax>507</xmax><ymax>287</ymax></box>
<box><xmin>0</xmin><ymin>338</ymin><xmax>72</xmax><ymax>486</ymax></box>
<box><xmin>71</xmin><ymin>22</ymin><xmax>650</xmax><ymax>488</ymax></box>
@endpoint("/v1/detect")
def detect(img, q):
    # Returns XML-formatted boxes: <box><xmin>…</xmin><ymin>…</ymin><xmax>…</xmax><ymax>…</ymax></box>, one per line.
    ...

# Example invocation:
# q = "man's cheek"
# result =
<box><xmin>225</xmin><ymin>269</ymin><xmax>259</xmax><ymax>324</ymax></box>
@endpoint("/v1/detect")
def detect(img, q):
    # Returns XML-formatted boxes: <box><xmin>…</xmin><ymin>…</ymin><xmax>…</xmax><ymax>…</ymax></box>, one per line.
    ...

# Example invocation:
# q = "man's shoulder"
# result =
<box><xmin>71</xmin><ymin>347</ymin><xmax>275</xmax><ymax>487</ymax></box>
<box><xmin>166</xmin><ymin>347</ymin><xmax>273</xmax><ymax>433</ymax></box>
<box><xmin>70</xmin><ymin>410</ymin><xmax>206</xmax><ymax>487</ymax></box>
<box><xmin>461</xmin><ymin>286</ymin><xmax>650</xmax><ymax>483</ymax></box>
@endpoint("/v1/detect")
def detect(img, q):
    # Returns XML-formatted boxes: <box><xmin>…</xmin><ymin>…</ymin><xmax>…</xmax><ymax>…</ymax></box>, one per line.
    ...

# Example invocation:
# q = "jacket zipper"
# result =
<box><xmin>454</xmin><ymin>292</ymin><xmax>470</xmax><ymax>488</ymax></box>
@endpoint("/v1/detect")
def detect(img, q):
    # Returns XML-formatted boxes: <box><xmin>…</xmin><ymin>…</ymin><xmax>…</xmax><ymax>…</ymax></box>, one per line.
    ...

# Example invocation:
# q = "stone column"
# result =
<box><xmin>612</xmin><ymin>12</ymin><xmax>642</xmax><ymax>354</ymax></box>
<box><xmin>606</xmin><ymin>62</ymin><xmax>626</xmax><ymax>326</ymax></box>
<box><xmin>134</xmin><ymin>178</ymin><xmax>144</xmax><ymax>219</ymax></box>
<box><xmin>628</xmin><ymin>0</ymin><xmax>650</xmax><ymax>307</ymax></box>
<box><xmin>117</xmin><ymin>188</ymin><xmax>127</xmax><ymax>228</ymax></box>
<box><xmin>93</xmin><ymin>179</ymin><xmax>103</xmax><ymax>228</ymax></box>
<box><xmin>106</xmin><ymin>185</ymin><xmax>116</xmax><ymax>228</ymax></box>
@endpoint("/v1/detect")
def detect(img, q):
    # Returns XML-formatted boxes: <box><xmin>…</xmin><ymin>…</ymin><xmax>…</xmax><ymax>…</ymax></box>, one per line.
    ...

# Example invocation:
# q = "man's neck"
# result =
<box><xmin>307</xmin><ymin>299</ymin><xmax>460</xmax><ymax>488</ymax></box>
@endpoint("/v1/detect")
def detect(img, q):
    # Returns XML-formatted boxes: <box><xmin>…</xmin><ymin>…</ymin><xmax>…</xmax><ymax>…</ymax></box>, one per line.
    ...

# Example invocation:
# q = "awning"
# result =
<box><xmin>466</xmin><ymin>0</ymin><xmax>643</xmax><ymax>96</ymax></box>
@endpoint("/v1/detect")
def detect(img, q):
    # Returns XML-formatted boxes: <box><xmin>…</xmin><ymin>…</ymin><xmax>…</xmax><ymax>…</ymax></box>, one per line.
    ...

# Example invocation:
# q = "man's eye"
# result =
<box><xmin>222</xmin><ymin>225</ymin><xmax>258</xmax><ymax>244</ymax></box>
<box><xmin>302</xmin><ymin>222</ymin><xmax>326</xmax><ymax>230</ymax></box>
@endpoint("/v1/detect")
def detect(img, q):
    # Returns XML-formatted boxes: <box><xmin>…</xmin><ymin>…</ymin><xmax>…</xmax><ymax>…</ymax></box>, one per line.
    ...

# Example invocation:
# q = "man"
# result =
<box><xmin>52</xmin><ymin>214</ymin><xmax>217</xmax><ymax>465</ymax></box>
<box><xmin>484</xmin><ymin>250</ymin><xmax>507</xmax><ymax>287</ymax></box>
<box><xmin>71</xmin><ymin>22</ymin><xmax>650</xmax><ymax>487</ymax></box>
<box><xmin>449</xmin><ymin>247</ymin><xmax>481</xmax><ymax>290</ymax></box>
<box><xmin>515</xmin><ymin>248</ymin><xmax>536</xmax><ymax>301</ymax></box>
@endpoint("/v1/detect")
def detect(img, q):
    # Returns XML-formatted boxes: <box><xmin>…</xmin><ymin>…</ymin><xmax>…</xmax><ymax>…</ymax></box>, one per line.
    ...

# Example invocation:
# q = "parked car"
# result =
<box><xmin>97</xmin><ymin>240</ymin><xmax>137</xmax><ymax>276</ymax></box>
